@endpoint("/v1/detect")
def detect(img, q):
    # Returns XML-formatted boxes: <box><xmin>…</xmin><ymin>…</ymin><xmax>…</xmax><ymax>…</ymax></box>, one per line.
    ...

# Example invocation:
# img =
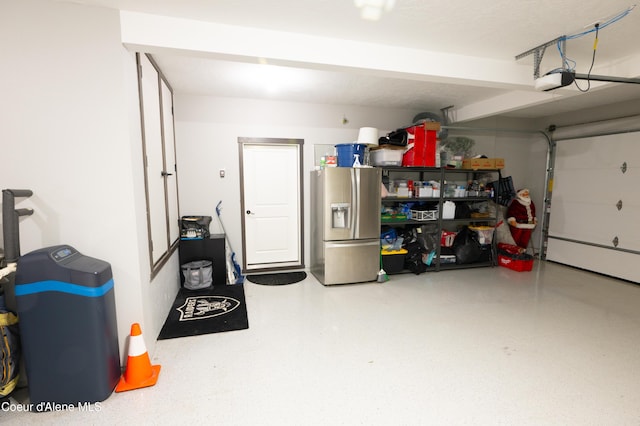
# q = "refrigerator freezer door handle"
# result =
<box><xmin>351</xmin><ymin>168</ymin><xmax>358</xmax><ymax>239</ymax></box>
<box><xmin>325</xmin><ymin>240</ymin><xmax>380</xmax><ymax>249</ymax></box>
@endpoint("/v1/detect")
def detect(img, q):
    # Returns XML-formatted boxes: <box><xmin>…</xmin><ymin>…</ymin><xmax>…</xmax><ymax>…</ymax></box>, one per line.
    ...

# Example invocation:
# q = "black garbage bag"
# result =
<box><xmin>404</xmin><ymin>240</ymin><xmax>427</xmax><ymax>274</ymax></box>
<box><xmin>398</xmin><ymin>227</ymin><xmax>418</xmax><ymax>245</ymax></box>
<box><xmin>419</xmin><ymin>224</ymin><xmax>439</xmax><ymax>262</ymax></box>
<box><xmin>452</xmin><ymin>226</ymin><xmax>483</xmax><ymax>264</ymax></box>
<box><xmin>397</xmin><ymin>227</ymin><xmax>427</xmax><ymax>274</ymax></box>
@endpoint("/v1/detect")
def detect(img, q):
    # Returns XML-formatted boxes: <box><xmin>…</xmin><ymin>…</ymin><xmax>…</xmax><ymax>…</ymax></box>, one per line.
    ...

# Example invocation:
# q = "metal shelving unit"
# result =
<box><xmin>380</xmin><ymin>166</ymin><xmax>502</xmax><ymax>272</ymax></box>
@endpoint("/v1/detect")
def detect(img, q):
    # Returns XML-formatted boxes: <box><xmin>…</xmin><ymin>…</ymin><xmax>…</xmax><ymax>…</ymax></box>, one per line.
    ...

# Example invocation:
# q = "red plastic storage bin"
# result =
<box><xmin>498</xmin><ymin>254</ymin><xmax>534</xmax><ymax>272</ymax></box>
<box><xmin>402</xmin><ymin>124</ymin><xmax>437</xmax><ymax>167</ymax></box>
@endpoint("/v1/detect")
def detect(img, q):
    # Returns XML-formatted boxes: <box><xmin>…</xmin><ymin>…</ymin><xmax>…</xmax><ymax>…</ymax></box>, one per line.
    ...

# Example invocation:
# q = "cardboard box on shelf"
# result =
<box><xmin>423</xmin><ymin>122</ymin><xmax>442</xmax><ymax>131</ymax></box>
<box><xmin>462</xmin><ymin>158</ymin><xmax>489</xmax><ymax>170</ymax></box>
<box><xmin>462</xmin><ymin>157</ymin><xmax>505</xmax><ymax>170</ymax></box>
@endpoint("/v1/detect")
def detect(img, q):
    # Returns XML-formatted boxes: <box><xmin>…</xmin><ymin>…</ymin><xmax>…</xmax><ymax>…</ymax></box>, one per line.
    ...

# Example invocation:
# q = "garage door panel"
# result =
<box><xmin>553</xmin><ymin>167</ymin><xmax>639</xmax><ymax>204</ymax></box>
<box><xmin>551</xmin><ymin>197</ymin><xmax>640</xmax><ymax>250</ymax></box>
<box><xmin>548</xmin><ymin>131</ymin><xmax>640</xmax><ymax>281</ymax></box>
<box><xmin>548</xmin><ymin>199</ymin><xmax>598</xmax><ymax>235</ymax></box>
<box><xmin>612</xmin><ymin>205</ymin><xmax>640</xmax><ymax>251</ymax></box>
<box><xmin>547</xmin><ymin>239</ymin><xmax>640</xmax><ymax>283</ymax></box>
<box><xmin>554</xmin><ymin>134</ymin><xmax>639</xmax><ymax>169</ymax></box>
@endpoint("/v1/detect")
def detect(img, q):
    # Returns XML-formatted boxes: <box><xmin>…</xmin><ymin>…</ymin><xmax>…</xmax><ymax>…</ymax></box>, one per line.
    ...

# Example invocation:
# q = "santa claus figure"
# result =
<box><xmin>507</xmin><ymin>188</ymin><xmax>536</xmax><ymax>249</ymax></box>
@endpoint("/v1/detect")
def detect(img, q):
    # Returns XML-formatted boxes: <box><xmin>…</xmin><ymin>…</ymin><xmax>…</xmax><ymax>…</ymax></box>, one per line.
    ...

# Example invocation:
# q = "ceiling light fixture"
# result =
<box><xmin>236</xmin><ymin>62</ymin><xmax>312</xmax><ymax>96</ymax></box>
<box><xmin>354</xmin><ymin>0</ymin><xmax>396</xmax><ymax>21</ymax></box>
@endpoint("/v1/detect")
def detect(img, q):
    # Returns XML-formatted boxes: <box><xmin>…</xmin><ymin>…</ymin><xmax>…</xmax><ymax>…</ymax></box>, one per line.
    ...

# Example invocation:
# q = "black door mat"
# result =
<box><xmin>158</xmin><ymin>285</ymin><xmax>248</xmax><ymax>340</ymax></box>
<box><xmin>246</xmin><ymin>271</ymin><xmax>307</xmax><ymax>285</ymax></box>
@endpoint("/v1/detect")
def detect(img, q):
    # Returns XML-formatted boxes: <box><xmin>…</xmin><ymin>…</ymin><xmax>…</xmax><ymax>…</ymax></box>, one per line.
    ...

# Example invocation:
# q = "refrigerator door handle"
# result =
<box><xmin>325</xmin><ymin>240</ymin><xmax>380</xmax><ymax>249</ymax></box>
<box><xmin>351</xmin><ymin>168</ymin><xmax>358</xmax><ymax>239</ymax></box>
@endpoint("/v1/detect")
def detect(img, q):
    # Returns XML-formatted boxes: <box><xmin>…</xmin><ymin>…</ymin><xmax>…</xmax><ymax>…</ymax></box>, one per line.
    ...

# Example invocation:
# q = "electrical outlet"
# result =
<box><xmin>220</xmin><ymin>169</ymin><xmax>225</xmax><ymax>178</ymax></box>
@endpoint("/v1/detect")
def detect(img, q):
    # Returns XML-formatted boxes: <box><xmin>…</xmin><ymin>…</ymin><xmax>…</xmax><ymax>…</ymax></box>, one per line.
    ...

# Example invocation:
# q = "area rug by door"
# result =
<box><xmin>158</xmin><ymin>285</ymin><xmax>249</xmax><ymax>340</ymax></box>
<box><xmin>246</xmin><ymin>271</ymin><xmax>307</xmax><ymax>285</ymax></box>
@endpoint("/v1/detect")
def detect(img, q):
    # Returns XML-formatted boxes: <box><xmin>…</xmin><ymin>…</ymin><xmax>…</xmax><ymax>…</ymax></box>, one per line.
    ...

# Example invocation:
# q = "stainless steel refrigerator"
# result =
<box><xmin>310</xmin><ymin>167</ymin><xmax>381</xmax><ymax>285</ymax></box>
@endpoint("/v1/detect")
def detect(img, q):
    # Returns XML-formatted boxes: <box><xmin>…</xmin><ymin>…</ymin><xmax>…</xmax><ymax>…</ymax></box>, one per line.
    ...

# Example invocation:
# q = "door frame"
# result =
<box><xmin>238</xmin><ymin>137</ymin><xmax>305</xmax><ymax>273</ymax></box>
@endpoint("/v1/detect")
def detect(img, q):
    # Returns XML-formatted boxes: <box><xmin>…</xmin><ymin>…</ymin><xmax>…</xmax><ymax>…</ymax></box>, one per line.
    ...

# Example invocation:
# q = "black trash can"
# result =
<box><xmin>14</xmin><ymin>245</ymin><xmax>120</xmax><ymax>410</ymax></box>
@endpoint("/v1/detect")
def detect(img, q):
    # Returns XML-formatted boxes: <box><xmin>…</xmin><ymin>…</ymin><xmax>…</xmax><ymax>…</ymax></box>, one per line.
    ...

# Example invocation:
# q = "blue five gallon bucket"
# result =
<box><xmin>335</xmin><ymin>143</ymin><xmax>366</xmax><ymax>167</ymax></box>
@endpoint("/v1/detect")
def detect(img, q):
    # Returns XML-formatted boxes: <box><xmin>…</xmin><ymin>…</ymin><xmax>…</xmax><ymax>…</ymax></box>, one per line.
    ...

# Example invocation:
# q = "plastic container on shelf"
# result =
<box><xmin>442</xmin><ymin>201</ymin><xmax>456</xmax><ymax>219</ymax></box>
<box><xmin>381</xmin><ymin>248</ymin><xmax>408</xmax><ymax>274</ymax></box>
<box><xmin>468</xmin><ymin>225</ymin><xmax>494</xmax><ymax>245</ymax></box>
<box><xmin>336</xmin><ymin>143</ymin><xmax>367</xmax><ymax>167</ymax></box>
<box><xmin>370</xmin><ymin>148</ymin><xmax>403</xmax><ymax>166</ymax></box>
<box><xmin>418</xmin><ymin>185</ymin><xmax>433</xmax><ymax>197</ymax></box>
<box><xmin>396</xmin><ymin>180</ymin><xmax>409</xmax><ymax>197</ymax></box>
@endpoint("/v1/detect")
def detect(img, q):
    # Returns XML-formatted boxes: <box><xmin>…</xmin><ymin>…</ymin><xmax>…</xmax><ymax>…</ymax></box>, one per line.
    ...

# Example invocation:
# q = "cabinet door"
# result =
<box><xmin>138</xmin><ymin>53</ymin><xmax>180</xmax><ymax>273</ymax></box>
<box><xmin>140</xmin><ymin>54</ymin><xmax>167</xmax><ymax>265</ymax></box>
<box><xmin>161</xmin><ymin>80</ymin><xmax>180</xmax><ymax>246</ymax></box>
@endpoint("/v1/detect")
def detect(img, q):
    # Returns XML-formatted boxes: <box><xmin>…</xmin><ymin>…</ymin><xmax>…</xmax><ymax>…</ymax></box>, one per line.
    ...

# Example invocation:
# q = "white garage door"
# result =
<box><xmin>546</xmin><ymin>131</ymin><xmax>640</xmax><ymax>283</ymax></box>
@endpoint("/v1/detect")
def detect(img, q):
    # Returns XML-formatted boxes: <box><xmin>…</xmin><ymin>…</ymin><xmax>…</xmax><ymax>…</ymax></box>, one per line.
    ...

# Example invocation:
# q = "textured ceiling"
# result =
<box><xmin>150</xmin><ymin>55</ymin><xmax>509</xmax><ymax>111</ymax></box>
<box><xmin>75</xmin><ymin>0</ymin><xmax>640</xmax><ymax>121</ymax></box>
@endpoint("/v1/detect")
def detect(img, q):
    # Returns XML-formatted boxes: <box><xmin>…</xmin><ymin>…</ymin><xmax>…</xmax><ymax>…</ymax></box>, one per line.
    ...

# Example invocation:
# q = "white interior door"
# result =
<box><xmin>240</xmin><ymin>140</ymin><xmax>303</xmax><ymax>271</ymax></box>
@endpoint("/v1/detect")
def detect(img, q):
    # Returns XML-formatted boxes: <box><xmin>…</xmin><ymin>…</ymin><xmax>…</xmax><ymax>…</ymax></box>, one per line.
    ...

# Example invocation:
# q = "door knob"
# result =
<box><xmin>161</xmin><ymin>171</ymin><xmax>173</xmax><ymax>177</ymax></box>
<box><xmin>246</xmin><ymin>210</ymin><xmax>254</xmax><ymax>215</ymax></box>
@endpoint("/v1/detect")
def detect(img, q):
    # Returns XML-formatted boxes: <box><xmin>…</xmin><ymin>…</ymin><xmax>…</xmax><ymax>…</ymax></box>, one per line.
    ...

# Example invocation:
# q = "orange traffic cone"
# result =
<box><xmin>115</xmin><ymin>323</ymin><xmax>161</xmax><ymax>392</ymax></box>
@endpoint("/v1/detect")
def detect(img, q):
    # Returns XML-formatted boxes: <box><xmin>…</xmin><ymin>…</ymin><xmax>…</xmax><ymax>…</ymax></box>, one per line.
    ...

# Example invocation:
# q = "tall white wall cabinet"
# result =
<box><xmin>137</xmin><ymin>53</ymin><xmax>180</xmax><ymax>275</ymax></box>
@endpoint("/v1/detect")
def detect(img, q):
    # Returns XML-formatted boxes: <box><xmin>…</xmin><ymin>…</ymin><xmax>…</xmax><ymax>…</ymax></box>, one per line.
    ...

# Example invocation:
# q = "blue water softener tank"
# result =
<box><xmin>14</xmin><ymin>245</ymin><xmax>120</xmax><ymax>409</ymax></box>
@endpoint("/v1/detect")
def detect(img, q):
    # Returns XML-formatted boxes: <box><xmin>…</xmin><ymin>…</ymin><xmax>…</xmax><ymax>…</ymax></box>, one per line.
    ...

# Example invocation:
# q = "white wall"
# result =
<box><xmin>173</xmin><ymin>95</ymin><xmax>555</xmax><ymax>262</ymax></box>
<box><xmin>174</xmin><ymin>95</ymin><xmax>422</xmax><ymax>268</ymax></box>
<box><xmin>445</xmin><ymin>117</ymin><xmax>550</xmax><ymax>253</ymax></box>
<box><xmin>0</xmin><ymin>0</ymin><xmax>176</xmax><ymax>358</ymax></box>
<box><xmin>121</xmin><ymin>50</ymin><xmax>181</xmax><ymax>353</ymax></box>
